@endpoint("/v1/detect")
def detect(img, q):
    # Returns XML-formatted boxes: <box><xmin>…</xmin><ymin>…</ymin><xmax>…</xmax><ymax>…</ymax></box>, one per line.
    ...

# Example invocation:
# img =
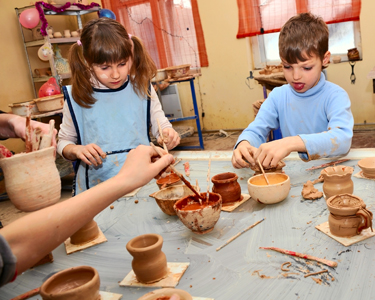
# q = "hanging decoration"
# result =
<box><xmin>37</xmin><ymin>42</ymin><xmax>53</xmax><ymax>61</ymax></box>
<box><xmin>34</xmin><ymin>2</ymin><xmax>100</xmax><ymax>36</ymax></box>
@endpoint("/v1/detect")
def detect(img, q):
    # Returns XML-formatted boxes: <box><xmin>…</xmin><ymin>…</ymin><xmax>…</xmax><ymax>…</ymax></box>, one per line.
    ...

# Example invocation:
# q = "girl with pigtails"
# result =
<box><xmin>57</xmin><ymin>17</ymin><xmax>180</xmax><ymax>195</ymax></box>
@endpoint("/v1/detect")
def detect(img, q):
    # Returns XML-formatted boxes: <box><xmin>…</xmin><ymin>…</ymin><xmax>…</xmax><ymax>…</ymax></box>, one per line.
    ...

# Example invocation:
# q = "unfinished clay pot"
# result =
<box><xmin>251</xmin><ymin>160</ymin><xmax>285</xmax><ymax>175</ymax></box>
<box><xmin>149</xmin><ymin>185</ymin><xmax>196</xmax><ymax>215</ymax></box>
<box><xmin>40</xmin><ymin>265</ymin><xmax>100</xmax><ymax>300</ymax></box>
<box><xmin>211</xmin><ymin>172</ymin><xmax>241</xmax><ymax>204</ymax></box>
<box><xmin>0</xmin><ymin>146</ymin><xmax>61</xmax><ymax>212</ymax></box>
<box><xmin>247</xmin><ymin>173</ymin><xmax>290</xmax><ymax>204</ymax></box>
<box><xmin>70</xmin><ymin>219</ymin><xmax>100</xmax><ymax>245</ymax></box>
<box><xmin>326</xmin><ymin>194</ymin><xmax>373</xmax><ymax>237</ymax></box>
<box><xmin>358</xmin><ymin>157</ymin><xmax>375</xmax><ymax>178</ymax></box>
<box><xmin>126</xmin><ymin>233</ymin><xmax>168</xmax><ymax>284</ymax></box>
<box><xmin>156</xmin><ymin>173</ymin><xmax>182</xmax><ymax>189</ymax></box>
<box><xmin>174</xmin><ymin>192</ymin><xmax>222</xmax><ymax>234</ymax></box>
<box><xmin>321</xmin><ymin>165</ymin><xmax>354</xmax><ymax>200</ymax></box>
<box><xmin>138</xmin><ymin>288</ymin><xmax>193</xmax><ymax>300</ymax></box>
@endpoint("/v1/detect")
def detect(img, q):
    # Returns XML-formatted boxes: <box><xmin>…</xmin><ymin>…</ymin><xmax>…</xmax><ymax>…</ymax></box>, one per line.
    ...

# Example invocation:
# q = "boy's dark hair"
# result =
<box><xmin>279</xmin><ymin>13</ymin><xmax>329</xmax><ymax>68</ymax></box>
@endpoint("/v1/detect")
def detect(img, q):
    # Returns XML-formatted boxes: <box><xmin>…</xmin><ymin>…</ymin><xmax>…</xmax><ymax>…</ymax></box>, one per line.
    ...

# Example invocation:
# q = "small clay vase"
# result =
<box><xmin>326</xmin><ymin>194</ymin><xmax>373</xmax><ymax>238</ymax></box>
<box><xmin>138</xmin><ymin>288</ymin><xmax>193</xmax><ymax>300</ymax></box>
<box><xmin>0</xmin><ymin>147</ymin><xmax>61</xmax><ymax>212</ymax></box>
<box><xmin>70</xmin><ymin>219</ymin><xmax>100</xmax><ymax>245</ymax></box>
<box><xmin>321</xmin><ymin>165</ymin><xmax>354</xmax><ymax>200</ymax></box>
<box><xmin>40</xmin><ymin>266</ymin><xmax>100</xmax><ymax>300</ymax></box>
<box><xmin>156</xmin><ymin>173</ymin><xmax>182</xmax><ymax>189</ymax></box>
<box><xmin>126</xmin><ymin>233</ymin><xmax>168</xmax><ymax>283</ymax></box>
<box><xmin>63</xmin><ymin>29</ymin><xmax>71</xmax><ymax>38</ymax></box>
<box><xmin>211</xmin><ymin>172</ymin><xmax>241</xmax><ymax>204</ymax></box>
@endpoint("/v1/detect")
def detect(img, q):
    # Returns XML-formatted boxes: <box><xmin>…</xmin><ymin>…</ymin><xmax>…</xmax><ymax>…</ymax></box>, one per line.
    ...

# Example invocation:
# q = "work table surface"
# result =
<box><xmin>2</xmin><ymin>149</ymin><xmax>375</xmax><ymax>300</ymax></box>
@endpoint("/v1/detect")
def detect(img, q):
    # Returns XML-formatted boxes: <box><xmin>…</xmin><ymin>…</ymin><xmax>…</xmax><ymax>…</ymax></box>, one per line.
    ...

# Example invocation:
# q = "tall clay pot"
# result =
<box><xmin>70</xmin><ymin>219</ymin><xmax>100</xmax><ymax>245</ymax></box>
<box><xmin>211</xmin><ymin>172</ymin><xmax>241</xmax><ymax>204</ymax></box>
<box><xmin>126</xmin><ymin>233</ymin><xmax>168</xmax><ymax>283</ymax></box>
<box><xmin>40</xmin><ymin>266</ymin><xmax>100</xmax><ymax>300</ymax></box>
<box><xmin>0</xmin><ymin>147</ymin><xmax>61</xmax><ymax>212</ymax></box>
<box><xmin>321</xmin><ymin>165</ymin><xmax>354</xmax><ymax>200</ymax></box>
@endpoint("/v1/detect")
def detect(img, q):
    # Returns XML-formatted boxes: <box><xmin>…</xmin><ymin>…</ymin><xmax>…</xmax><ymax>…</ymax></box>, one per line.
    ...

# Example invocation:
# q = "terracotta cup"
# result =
<box><xmin>126</xmin><ymin>233</ymin><xmax>168</xmax><ymax>283</ymax></box>
<box><xmin>70</xmin><ymin>219</ymin><xmax>100</xmax><ymax>245</ymax></box>
<box><xmin>40</xmin><ymin>266</ymin><xmax>100</xmax><ymax>300</ymax></box>
<box><xmin>174</xmin><ymin>192</ymin><xmax>222</xmax><ymax>234</ymax></box>
<box><xmin>326</xmin><ymin>194</ymin><xmax>373</xmax><ymax>237</ymax></box>
<box><xmin>138</xmin><ymin>288</ymin><xmax>193</xmax><ymax>300</ymax></box>
<box><xmin>358</xmin><ymin>157</ymin><xmax>375</xmax><ymax>178</ymax></box>
<box><xmin>211</xmin><ymin>172</ymin><xmax>241</xmax><ymax>204</ymax></box>
<box><xmin>321</xmin><ymin>165</ymin><xmax>354</xmax><ymax>200</ymax></box>
<box><xmin>0</xmin><ymin>147</ymin><xmax>61</xmax><ymax>212</ymax></box>
<box><xmin>156</xmin><ymin>173</ymin><xmax>182</xmax><ymax>189</ymax></box>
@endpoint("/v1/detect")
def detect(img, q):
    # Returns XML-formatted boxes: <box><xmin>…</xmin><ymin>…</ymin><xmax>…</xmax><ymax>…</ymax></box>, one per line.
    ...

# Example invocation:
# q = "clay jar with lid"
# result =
<box><xmin>0</xmin><ymin>146</ymin><xmax>61</xmax><ymax>212</ymax></box>
<box><xmin>39</xmin><ymin>265</ymin><xmax>100</xmax><ymax>300</ymax></box>
<box><xmin>321</xmin><ymin>165</ymin><xmax>354</xmax><ymax>200</ymax></box>
<box><xmin>70</xmin><ymin>219</ymin><xmax>100</xmax><ymax>245</ymax></box>
<box><xmin>211</xmin><ymin>172</ymin><xmax>241</xmax><ymax>204</ymax></box>
<box><xmin>326</xmin><ymin>194</ymin><xmax>373</xmax><ymax>238</ymax></box>
<box><xmin>126</xmin><ymin>233</ymin><xmax>168</xmax><ymax>283</ymax></box>
<box><xmin>156</xmin><ymin>173</ymin><xmax>182</xmax><ymax>189</ymax></box>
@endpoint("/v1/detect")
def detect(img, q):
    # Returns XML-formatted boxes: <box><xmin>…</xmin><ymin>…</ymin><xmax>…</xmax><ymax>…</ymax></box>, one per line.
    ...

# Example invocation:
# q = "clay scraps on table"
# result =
<box><xmin>301</xmin><ymin>180</ymin><xmax>323</xmax><ymax>200</ymax></box>
<box><xmin>251</xmin><ymin>160</ymin><xmax>285</xmax><ymax>174</ymax></box>
<box><xmin>183</xmin><ymin>162</ymin><xmax>190</xmax><ymax>177</ymax></box>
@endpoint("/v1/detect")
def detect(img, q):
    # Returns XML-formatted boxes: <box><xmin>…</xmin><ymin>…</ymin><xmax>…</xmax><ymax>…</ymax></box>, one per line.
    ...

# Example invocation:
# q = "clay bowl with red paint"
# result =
<box><xmin>149</xmin><ymin>184</ymin><xmax>196</xmax><ymax>216</ymax></box>
<box><xmin>358</xmin><ymin>157</ymin><xmax>375</xmax><ymax>178</ymax></box>
<box><xmin>40</xmin><ymin>266</ymin><xmax>100</xmax><ymax>300</ymax></box>
<box><xmin>247</xmin><ymin>173</ymin><xmax>290</xmax><ymax>204</ymax></box>
<box><xmin>156</xmin><ymin>173</ymin><xmax>182</xmax><ymax>189</ymax></box>
<box><xmin>138</xmin><ymin>288</ymin><xmax>193</xmax><ymax>300</ymax></box>
<box><xmin>174</xmin><ymin>192</ymin><xmax>222</xmax><ymax>234</ymax></box>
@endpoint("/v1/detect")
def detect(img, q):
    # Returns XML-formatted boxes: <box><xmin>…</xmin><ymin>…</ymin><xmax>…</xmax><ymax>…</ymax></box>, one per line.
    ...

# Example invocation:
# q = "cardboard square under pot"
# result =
<box><xmin>64</xmin><ymin>227</ymin><xmax>107</xmax><ymax>254</ymax></box>
<box><xmin>221</xmin><ymin>194</ymin><xmax>251</xmax><ymax>212</ymax></box>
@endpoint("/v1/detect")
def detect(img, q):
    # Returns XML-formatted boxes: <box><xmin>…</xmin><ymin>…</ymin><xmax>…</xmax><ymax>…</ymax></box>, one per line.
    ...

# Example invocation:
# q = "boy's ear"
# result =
<box><xmin>323</xmin><ymin>51</ymin><xmax>331</xmax><ymax>67</ymax></box>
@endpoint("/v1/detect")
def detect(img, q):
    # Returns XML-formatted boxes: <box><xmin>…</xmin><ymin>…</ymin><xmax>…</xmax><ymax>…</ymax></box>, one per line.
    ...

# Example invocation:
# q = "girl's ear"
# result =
<box><xmin>322</xmin><ymin>51</ymin><xmax>331</xmax><ymax>67</ymax></box>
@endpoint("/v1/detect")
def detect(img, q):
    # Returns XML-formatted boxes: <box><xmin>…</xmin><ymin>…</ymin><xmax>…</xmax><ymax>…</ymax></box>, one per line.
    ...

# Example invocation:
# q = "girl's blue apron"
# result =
<box><xmin>62</xmin><ymin>81</ymin><xmax>151</xmax><ymax>196</ymax></box>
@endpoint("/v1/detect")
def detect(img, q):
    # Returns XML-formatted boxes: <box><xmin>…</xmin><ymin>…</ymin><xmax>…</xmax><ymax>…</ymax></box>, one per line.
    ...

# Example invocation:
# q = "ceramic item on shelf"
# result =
<box><xmin>358</xmin><ymin>157</ymin><xmax>375</xmax><ymax>178</ymax></box>
<box><xmin>165</xmin><ymin>64</ymin><xmax>191</xmax><ymax>79</ymax></box>
<box><xmin>126</xmin><ymin>233</ymin><xmax>168</xmax><ymax>284</ymax></box>
<box><xmin>156</xmin><ymin>173</ymin><xmax>182</xmax><ymax>189</ymax></box>
<box><xmin>211</xmin><ymin>172</ymin><xmax>241</xmax><ymax>204</ymax></box>
<box><xmin>138</xmin><ymin>288</ymin><xmax>193</xmax><ymax>300</ymax></box>
<box><xmin>70</xmin><ymin>219</ymin><xmax>100</xmax><ymax>245</ymax></box>
<box><xmin>37</xmin><ymin>42</ymin><xmax>53</xmax><ymax>61</ymax></box>
<box><xmin>71</xmin><ymin>30</ymin><xmax>79</xmax><ymax>37</ymax></box>
<box><xmin>347</xmin><ymin>48</ymin><xmax>360</xmax><ymax>61</ymax></box>
<box><xmin>8</xmin><ymin>100</ymin><xmax>39</xmax><ymax>116</ymax></box>
<box><xmin>0</xmin><ymin>147</ymin><xmax>61</xmax><ymax>212</ymax></box>
<box><xmin>53</xmin><ymin>44</ymin><xmax>71</xmax><ymax>75</ymax></box>
<box><xmin>320</xmin><ymin>165</ymin><xmax>354</xmax><ymax>200</ymax></box>
<box><xmin>53</xmin><ymin>32</ymin><xmax>62</xmax><ymax>38</ymax></box>
<box><xmin>247</xmin><ymin>173</ymin><xmax>290</xmax><ymax>204</ymax></box>
<box><xmin>47</xmin><ymin>27</ymin><xmax>54</xmax><ymax>39</ymax></box>
<box><xmin>151</xmin><ymin>69</ymin><xmax>167</xmax><ymax>82</ymax></box>
<box><xmin>332</xmin><ymin>56</ymin><xmax>341</xmax><ymax>64</ymax></box>
<box><xmin>34</xmin><ymin>94</ymin><xmax>64</xmax><ymax>112</ymax></box>
<box><xmin>34</xmin><ymin>67</ymin><xmax>52</xmax><ymax>77</ymax></box>
<box><xmin>39</xmin><ymin>266</ymin><xmax>100</xmax><ymax>300</ymax></box>
<box><xmin>174</xmin><ymin>192</ymin><xmax>222</xmax><ymax>234</ymax></box>
<box><xmin>149</xmin><ymin>184</ymin><xmax>195</xmax><ymax>216</ymax></box>
<box><xmin>326</xmin><ymin>194</ymin><xmax>373</xmax><ymax>237</ymax></box>
<box><xmin>64</xmin><ymin>29</ymin><xmax>71</xmax><ymax>38</ymax></box>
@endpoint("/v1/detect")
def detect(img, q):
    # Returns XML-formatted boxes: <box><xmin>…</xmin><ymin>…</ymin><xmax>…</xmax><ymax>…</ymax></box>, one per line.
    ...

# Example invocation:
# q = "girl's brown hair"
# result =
<box><xmin>69</xmin><ymin>18</ymin><xmax>157</xmax><ymax>108</ymax></box>
<box><xmin>279</xmin><ymin>13</ymin><xmax>329</xmax><ymax>68</ymax></box>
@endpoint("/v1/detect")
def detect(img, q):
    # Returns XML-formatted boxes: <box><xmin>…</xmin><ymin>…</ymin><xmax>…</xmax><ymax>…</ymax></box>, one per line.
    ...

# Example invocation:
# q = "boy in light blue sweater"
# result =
<box><xmin>232</xmin><ymin>12</ymin><xmax>353</xmax><ymax>169</ymax></box>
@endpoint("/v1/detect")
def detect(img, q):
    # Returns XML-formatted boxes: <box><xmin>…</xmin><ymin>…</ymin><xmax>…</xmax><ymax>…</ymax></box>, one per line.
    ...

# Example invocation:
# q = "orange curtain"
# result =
<box><xmin>102</xmin><ymin>0</ymin><xmax>208</xmax><ymax>68</ymax></box>
<box><xmin>237</xmin><ymin>0</ymin><xmax>361</xmax><ymax>38</ymax></box>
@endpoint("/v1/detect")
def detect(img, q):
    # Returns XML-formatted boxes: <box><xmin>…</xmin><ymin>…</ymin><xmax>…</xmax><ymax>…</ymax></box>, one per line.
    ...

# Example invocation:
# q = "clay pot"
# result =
<box><xmin>156</xmin><ymin>173</ymin><xmax>182</xmax><ymax>189</ymax></box>
<box><xmin>247</xmin><ymin>173</ymin><xmax>290</xmax><ymax>204</ymax></box>
<box><xmin>211</xmin><ymin>172</ymin><xmax>241</xmax><ymax>204</ymax></box>
<box><xmin>0</xmin><ymin>147</ymin><xmax>61</xmax><ymax>212</ymax></box>
<box><xmin>40</xmin><ymin>266</ymin><xmax>100</xmax><ymax>300</ymax></box>
<box><xmin>34</xmin><ymin>94</ymin><xmax>64</xmax><ymax>112</ymax></box>
<box><xmin>70</xmin><ymin>219</ymin><xmax>100</xmax><ymax>245</ymax></box>
<box><xmin>64</xmin><ymin>29</ymin><xmax>71</xmax><ymax>38</ymax></box>
<box><xmin>358</xmin><ymin>157</ymin><xmax>375</xmax><ymax>178</ymax></box>
<box><xmin>326</xmin><ymin>194</ymin><xmax>373</xmax><ymax>237</ymax></box>
<box><xmin>149</xmin><ymin>184</ymin><xmax>196</xmax><ymax>216</ymax></box>
<box><xmin>321</xmin><ymin>165</ymin><xmax>354</xmax><ymax>200</ymax></box>
<box><xmin>138</xmin><ymin>288</ymin><xmax>193</xmax><ymax>300</ymax></box>
<box><xmin>126</xmin><ymin>233</ymin><xmax>168</xmax><ymax>284</ymax></box>
<box><xmin>174</xmin><ymin>192</ymin><xmax>222</xmax><ymax>234</ymax></box>
<box><xmin>347</xmin><ymin>48</ymin><xmax>360</xmax><ymax>61</ymax></box>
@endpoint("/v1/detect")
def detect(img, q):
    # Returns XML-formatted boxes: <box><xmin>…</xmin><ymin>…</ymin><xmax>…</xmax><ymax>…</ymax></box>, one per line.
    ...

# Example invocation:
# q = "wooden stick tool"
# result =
<box><xmin>157</xmin><ymin>118</ymin><xmax>168</xmax><ymax>153</ymax></box>
<box><xmin>150</xmin><ymin>142</ymin><xmax>204</xmax><ymax>201</ymax></box>
<box><xmin>257</xmin><ymin>158</ymin><xmax>270</xmax><ymax>185</ymax></box>
<box><xmin>206</xmin><ymin>155</ymin><xmax>211</xmax><ymax>202</ymax></box>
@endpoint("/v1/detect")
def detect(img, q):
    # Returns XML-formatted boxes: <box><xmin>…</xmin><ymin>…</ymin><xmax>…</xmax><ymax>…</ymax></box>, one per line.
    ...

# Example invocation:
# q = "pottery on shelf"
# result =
<box><xmin>0</xmin><ymin>147</ymin><xmax>61</xmax><ymax>212</ymax></box>
<box><xmin>358</xmin><ymin>157</ymin><xmax>375</xmax><ymax>178</ymax></box>
<box><xmin>70</xmin><ymin>219</ymin><xmax>100</xmax><ymax>245</ymax></box>
<box><xmin>247</xmin><ymin>173</ymin><xmax>290</xmax><ymax>204</ymax></box>
<box><xmin>71</xmin><ymin>31</ymin><xmax>79</xmax><ymax>37</ymax></box>
<box><xmin>156</xmin><ymin>173</ymin><xmax>182</xmax><ymax>189</ymax></box>
<box><xmin>138</xmin><ymin>288</ymin><xmax>193</xmax><ymax>300</ymax></box>
<box><xmin>320</xmin><ymin>165</ymin><xmax>354</xmax><ymax>200</ymax></box>
<box><xmin>174</xmin><ymin>192</ymin><xmax>222</xmax><ymax>234</ymax></box>
<box><xmin>40</xmin><ymin>265</ymin><xmax>100</xmax><ymax>300</ymax></box>
<box><xmin>126</xmin><ymin>233</ymin><xmax>168</xmax><ymax>284</ymax></box>
<box><xmin>326</xmin><ymin>194</ymin><xmax>373</xmax><ymax>237</ymax></box>
<box><xmin>251</xmin><ymin>160</ymin><xmax>286</xmax><ymax>175</ymax></box>
<box><xmin>149</xmin><ymin>184</ymin><xmax>196</xmax><ymax>215</ymax></box>
<box><xmin>211</xmin><ymin>172</ymin><xmax>241</xmax><ymax>204</ymax></box>
<box><xmin>64</xmin><ymin>29</ymin><xmax>71</xmax><ymax>38</ymax></box>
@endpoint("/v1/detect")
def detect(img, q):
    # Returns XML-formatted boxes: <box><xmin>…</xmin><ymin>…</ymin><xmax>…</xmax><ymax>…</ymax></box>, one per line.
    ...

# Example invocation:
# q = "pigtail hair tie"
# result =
<box><xmin>77</xmin><ymin>40</ymin><xmax>82</xmax><ymax>46</ymax></box>
<box><xmin>128</xmin><ymin>34</ymin><xmax>132</xmax><ymax>39</ymax></box>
